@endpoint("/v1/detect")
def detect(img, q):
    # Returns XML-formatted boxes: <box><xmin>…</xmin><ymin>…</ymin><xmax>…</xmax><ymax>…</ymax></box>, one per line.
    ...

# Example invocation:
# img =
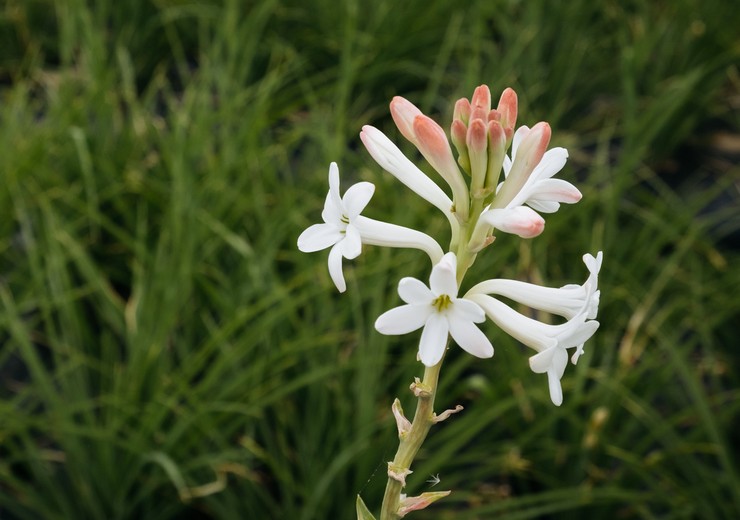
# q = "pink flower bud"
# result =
<box><xmin>471</xmin><ymin>84</ymin><xmax>492</xmax><ymax>112</ymax></box>
<box><xmin>390</xmin><ymin>96</ymin><xmax>423</xmax><ymax>145</ymax></box>
<box><xmin>497</xmin><ymin>87</ymin><xmax>518</xmax><ymax>142</ymax></box>
<box><xmin>453</xmin><ymin>97</ymin><xmax>471</xmax><ymax>124</ymax></box>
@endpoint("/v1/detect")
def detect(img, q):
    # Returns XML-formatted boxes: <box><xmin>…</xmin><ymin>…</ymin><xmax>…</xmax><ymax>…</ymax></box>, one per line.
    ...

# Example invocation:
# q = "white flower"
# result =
<box><xmin>298</xmin><ymin>163</ymin><xmax>445</xmax><ymax>293</ymax></box>
<box><xmin>297</xmin><ymin>162</ymin><xmax>374</xmax><ymax>292</ymax></box>
<box><xmin>465</xmin><ymin>252</ymin><xmax>603</xmax><ymax>406</ymax></box>
<box><xmin>467</xmin><ymin>252</ymin><xmax>602</xmax><ymax>320</ymax></box>
<box><xmin>466</xmin><ymin>275</ymin><xmax>600</xmax><ymax>406</ymax></box>
<box><xmin>375</xmin><ymin>253</ymin><xmax>493</xmax><ymax>367</ymax></box>
<box><xmin>499</xmin><ymin>125</ymin><xmax>581</xmax><ymax>213</ymax></box>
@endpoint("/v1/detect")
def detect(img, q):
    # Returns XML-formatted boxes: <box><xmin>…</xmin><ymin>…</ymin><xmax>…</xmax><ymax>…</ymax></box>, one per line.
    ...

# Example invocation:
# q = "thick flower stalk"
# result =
<box><xmin>298</xmin><ymin>85</ymin><xmax>602</xmax><ymax>519</ymax></box>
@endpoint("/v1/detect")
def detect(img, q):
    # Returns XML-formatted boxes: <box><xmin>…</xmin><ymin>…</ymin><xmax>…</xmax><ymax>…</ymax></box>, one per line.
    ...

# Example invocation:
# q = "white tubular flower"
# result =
<box><xmin>465</xmin><ymin>292</ymin><xmax>599</xmax><ymax>406</ymax></box>
<box><xmin>499</xmin><ymin>125</ymin><xmax>582</xmax><ymax>213</ymax></box>
<box><xmin>467</xmin><ymin>252</ymin><xmax>602</xmax><ymax>320</ymax></box>
<box><xmin>354</xmin><ymin>216</ymin><xmax>444</xmax><ymax>265</ymax></box>
<box><xmin>360</xmin><ymin>125</ymin><xmax>453</xmax><ymax>216</ymax></box>
<box><xmin>297</xmin><ymin>162</ymin><xmax>374</xmax><ymax>293</ymax></box>
<box><xmin>375</xmin><ymin>253</ymin><xmax>493</xmax><ymax>367</ymax></box>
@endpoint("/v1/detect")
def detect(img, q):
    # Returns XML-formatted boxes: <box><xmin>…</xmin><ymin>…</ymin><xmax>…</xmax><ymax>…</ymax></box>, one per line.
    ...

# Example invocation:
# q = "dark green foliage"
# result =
<box><xmin>0</xmin><ymin>0</ymin><xmax>738</xmax><ymax>518</ymax></box>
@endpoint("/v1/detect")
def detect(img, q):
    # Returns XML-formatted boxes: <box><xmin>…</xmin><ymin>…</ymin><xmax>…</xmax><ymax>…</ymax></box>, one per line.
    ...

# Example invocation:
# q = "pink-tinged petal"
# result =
<box><xmin>343</xmin><ymin>181</ymin><xmax>375</xmax><ymax>218</ymax></box>
<box><xmin>429</xmin><ymin>253</ymin><xmax>458</xmax><ymax>297</ymax></box>
<box><xmin>471</xmin><ymin>85</ymin><xmax>492</xmax><ymax>112</ymax></box>
<box><xmin>297</xmin><ymin>223</ymin><xmax>342</xmax><ymax>252</ymax></box>
<box><xmin>327</xmin><ymin>243</ymin><xmax>347</xmax><ymax>292</ymax></box>
<box><xmin>419</xmin><ymin>313</ymin><xmax>449</xmax><ymax>366</ymax></box>
<box><xmin>495</xmin><ymin>123</ymin><xmax>552</xmax><ymax>209</ymax></box>
<box><xmin>398</xmin><ymin>491</ymin><xmax>452</xmax><ymax>517</ymax></box>
<box><xmin>528</xmin><ymin>178</ymin><xmax>582</xmax><ymax>204</ymax></box>
<box><xmin>390</xmin><ymin>96</ymin><xmax>423</xmax><ymax>144</ymax></box>
<box><xmin>547</xmin><ymin>368</ymin><xmax>564</xmax><ymax>406</ymax></box>
<box><xmin>450</xmin><ymin>298</ymin><xmax>485</xmax><ymax>323</ymax></box>
<box><xmin>360</xmin><ymin>125</ymin><xmax>453</xmax><ymax>214</ymax></box>
<box><xmin>375</xmin><ymin>304</ymin><xmax>431</xmax><ymax>335</ymax></box>
<box><xmin>481</xmin><ymin>206</ymin><xmax>545</xmax><ymax>238</ymax></box>
<box><xmin>398</xmin><ymin>277</ymin><xmax>433</xmax><ymax>305</ymax></box>
<box><xmin>341</xmin><ymin>224</ymin><xmax>362</xmax><ymax>259</ymax></box>
<box><xmin>328</xmin><ymin>162</ymin><xmax>343</xmax><ymax>210</ymax></box>
<box><xmin>448</xmin><ymin>319</ymin><xmax>493</xmax><ymax>359</ymax></box>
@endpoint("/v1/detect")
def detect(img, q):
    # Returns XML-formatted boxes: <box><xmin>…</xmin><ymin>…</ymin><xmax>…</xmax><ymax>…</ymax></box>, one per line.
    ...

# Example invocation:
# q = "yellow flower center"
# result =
<box><xmin>432</xmin><ymin>294</ymin><xmax>452</xmax><ymax>312</ymax></box>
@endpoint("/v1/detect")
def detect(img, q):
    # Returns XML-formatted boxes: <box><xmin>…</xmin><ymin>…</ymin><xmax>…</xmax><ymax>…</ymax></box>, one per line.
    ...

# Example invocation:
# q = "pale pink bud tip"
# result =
<box><xmin>467</xmin><ymin>118</ymin><xmax>488</xmax><ymax>153</ymax></box>
<box><xmin>413</xmin><ymin>115</ymin><xmax>453</xmax><ymax>160</ymax></box>
<box><xmin>390</xmin><ymin>96</ymin><xmax>423</xmax><ymax>144</ymax></box>
<box><xmin>497</xmin><ymin>87</ymin><xmax>518</xmax><ymax>130</ymax></box>
<box><xmin>471</xmin><ymin>85</ymin><xmax>492</xmax><ymax>111</ymax></box>
<box><xmin>453</xmin><ymin>98</ymin><xmax>471</xmax><ymax>123</ymax></box>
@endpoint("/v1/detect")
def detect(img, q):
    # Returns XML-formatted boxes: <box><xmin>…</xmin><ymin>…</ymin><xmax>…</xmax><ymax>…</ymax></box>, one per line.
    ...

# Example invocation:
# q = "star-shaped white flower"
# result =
<box><xmin>297</xmin><ymin>162</ymin><xmax>374</xmax><ymax>292</ymax></box>
<box><xmin>375</xmin><ymin>252</ymin><xmax>493</xmax><ymax>367</ymax></box>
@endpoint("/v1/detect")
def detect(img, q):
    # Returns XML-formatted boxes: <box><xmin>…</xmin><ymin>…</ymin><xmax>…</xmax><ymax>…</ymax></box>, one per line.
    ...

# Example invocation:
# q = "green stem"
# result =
<box><xmin>379</xmin><ymin>358</ymin><xmax>444</xmax><ymax>520</ymax></box>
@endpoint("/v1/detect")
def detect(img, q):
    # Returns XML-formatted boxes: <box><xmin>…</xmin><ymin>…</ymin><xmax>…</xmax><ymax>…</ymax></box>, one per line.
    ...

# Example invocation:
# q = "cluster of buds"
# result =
<box><xmin>298</xmin><ymin>84</ymin><xmax>601</xmax><ymax>406</ymax></box>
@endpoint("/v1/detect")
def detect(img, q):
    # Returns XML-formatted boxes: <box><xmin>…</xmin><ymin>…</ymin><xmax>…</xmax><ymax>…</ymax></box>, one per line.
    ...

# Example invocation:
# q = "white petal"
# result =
<box><xmin>547</xmin><ymin>368</ymin><xmax>564</xmax><ymax>406</ymax></box>
<box><xmin>429</xmin><ymin>253</ymin><xmax>458</xmax><ymax>297</ymax></box>
<box><xmin>467</xmin><ymin>294</ymin><xmax>556</xmax><ymax>352</ymax></box>
<box><xmin>528</xmin><ymin>178</ymin><xmax>581</xmax><ymax>204</ymax></box>
<box><xmin>375</xmin><ymin>304</ymin><xmax>431</xmax><ymax>335</ymax></box>
<box><xmin>328</xmin><ymin>162</ymin><xmax>343</xmax><ymax>210</ymax></box>
<box><xmin>360</xmin><ymin>125</ymin><xmax>453</xmax><ymax>214</ymax></box>
<box><xmin>340</xmin><ymin>224</ymin><xmax>362</xmax><ymax>259</ymax></box>
<box><xmin>343</xmin><ymin>181</ymin><xmax>375</xmax><ymax>219</ymax></box>
<box><xmin>321</xmin><ymin>190</ymin><xmax>341</xmax><ymax>223</ymax></box>
<box><xmin>418</xmin><ymin>313</ymin><xmax>449</xmax><ymax>367</ymax></box>
<box><xmin>327</xmin><ymin>244</ymin><xmax>346</xmax><ymax>292</ymax></box>
<box><xmin>571</xmin><ymin>344</ymin><xmax>585</xmax><ymax>364</ymax></box>
<box><xmin>561</xmin><ymin>319</ymin><xmax>600</xmax><ymax>348</ymax></box>
<box><xmin>466</xmin><ymin>278</ymin><xmax>585</xmax><ymax>320</ymax></box>
<box><xmin>530</xmin><ymin>147</ymin><xmax>568</xmax><ymax>181</ymax></box>
<box><xmin>398</xmin><ymin>277</ymin><xmax>433</xmax><ymax>305</ymax></box>
<box><xmin>354</xmin><ymin>216</ymin><xmax>444</xmax><ymax>264</ymax></box>
<box><xmin>448</xmin><ymin>318</ymin><xmax>493</xmax><ymax>359</ymax></box>
<box><xmin>526</xmin><ymin>199</ymin><xmax>560</xmax><ymax>213</ymax></box>
<box><xmin>511</xmin><ymin>125</ymin><xmax>530</xmax><ymax>160</ymax></box>
<box><xmin>297</xmin><ymin>223</ymin><xmax>342</xmax><ymax>252</ymax></box>
<box><xmin>529</xmin><ymin>346</ymin><xmax>558</xmax><ymax>373</ymax></box>
<box><xmin>450</xmin><ymin>298</ymin><xmax>485</xmax><ymax>323</ymax></box>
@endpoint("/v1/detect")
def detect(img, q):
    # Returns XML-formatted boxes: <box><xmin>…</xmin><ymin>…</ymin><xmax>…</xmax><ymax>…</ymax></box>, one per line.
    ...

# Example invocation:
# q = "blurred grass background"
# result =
<box><xmin>1</xmin><ymin>0</ymin><xmax>739</xmax><ymax>518</ymax></box>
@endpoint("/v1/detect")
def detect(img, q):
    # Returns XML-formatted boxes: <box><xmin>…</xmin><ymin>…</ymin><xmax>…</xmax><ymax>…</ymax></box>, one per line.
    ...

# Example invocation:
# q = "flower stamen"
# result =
<box><xmin>432</xmin><ymin>294</ymin><xmax>452</xmax><ymax>312</ymax></box>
